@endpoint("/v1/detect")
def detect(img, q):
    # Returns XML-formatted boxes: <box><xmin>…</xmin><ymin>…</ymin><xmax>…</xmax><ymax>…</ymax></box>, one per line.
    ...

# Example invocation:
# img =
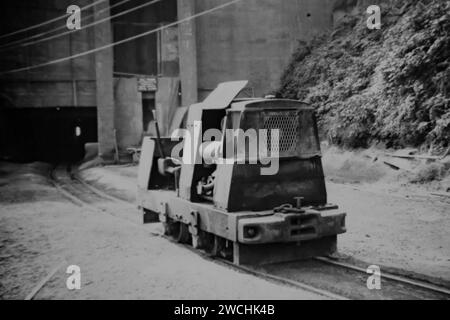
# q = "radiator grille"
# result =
<box><xmin>263</xmin><ymin>112</ymin><xmax>299</xmax><ymax>155</ymax></box>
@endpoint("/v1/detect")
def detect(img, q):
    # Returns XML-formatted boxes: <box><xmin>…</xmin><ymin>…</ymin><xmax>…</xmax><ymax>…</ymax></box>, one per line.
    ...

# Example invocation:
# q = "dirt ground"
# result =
<box><xmin>0</xmin><ymin>162</ymin><xmax>323</xmax><ymax>300</ymax></box>
<box><xmin>324</xmin><ymin>147</ymin><xmax>449</xmax><ymax>282</ymax></box>
<box><xmin>328</xmin><ymin>183</ymin><xmax>449</xmax><ymax>282</ymax></box>
<box><xmin>80</xmin><ymin>152</ymin><xmax>450</xmax><ymax>284</ymax></box>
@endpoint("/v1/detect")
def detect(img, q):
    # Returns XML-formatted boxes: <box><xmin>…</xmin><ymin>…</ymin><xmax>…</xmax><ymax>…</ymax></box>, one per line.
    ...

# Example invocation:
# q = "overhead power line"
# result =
<box><xmin>0</xmin><ymin>0</ymin><xmax>110</xmax><ymax>40</ymax></box>
<box><xmin>0</xmin><ymin>0</ymin><xmax>162</xmax><ymax>52</ymax></box>
<box><xmin>0</xmin><ymin>0</ymin><xmax>133</xmax><ymax>50</ymax></box>
<box><xmin>0</xmin><ymin>0</ymin><xmax>242</xmax><ymax>76</ymax></box>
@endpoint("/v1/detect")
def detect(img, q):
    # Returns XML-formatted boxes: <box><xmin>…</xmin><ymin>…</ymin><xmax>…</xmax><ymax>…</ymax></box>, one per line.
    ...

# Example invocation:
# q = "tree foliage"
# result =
<box><xmin>278</xmin><ymin>0</ymin><xmax>450</xmax><ymax>149</ymax></box>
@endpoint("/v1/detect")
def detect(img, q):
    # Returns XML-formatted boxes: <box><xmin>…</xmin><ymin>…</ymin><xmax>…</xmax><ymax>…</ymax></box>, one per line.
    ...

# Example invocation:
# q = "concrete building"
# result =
<box><xmin>0</xmin><ymin>0</ymin><xmax>358</xmax><ymax>162</ymax></box>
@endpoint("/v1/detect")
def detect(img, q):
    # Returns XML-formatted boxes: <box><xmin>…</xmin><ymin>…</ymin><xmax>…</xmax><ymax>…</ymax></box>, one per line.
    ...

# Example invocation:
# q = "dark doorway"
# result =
<box><xmin>0</xmin><ymin>107</ymin><xmax>97</xmax><ymax>163</ymax></box>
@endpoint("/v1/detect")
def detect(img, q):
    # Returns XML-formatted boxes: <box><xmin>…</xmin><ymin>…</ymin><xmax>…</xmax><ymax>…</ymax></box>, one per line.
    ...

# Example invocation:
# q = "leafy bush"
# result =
<box><xmin>278</xmin><ymin>0</ymin><xmax>450</xmax><ymax>150</ymax></box>
<box><xmin>409</xmin><ymin>163</ymin><xmax>447</xmax><ymax>183</ymax></box>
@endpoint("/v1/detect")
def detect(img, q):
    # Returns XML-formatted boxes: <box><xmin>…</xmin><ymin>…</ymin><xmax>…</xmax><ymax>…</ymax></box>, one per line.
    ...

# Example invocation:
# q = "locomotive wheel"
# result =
<box><xmin>164</xmin><ymin>219</ymin><xmax>191</xmax><ymax>244</ymax></box>
<box><xmin>219</xmin><ymin>239</ymin><xmax>233</xmax><ymax>261</ymax></box>
<box><xmin>202</xmin><ymin>232</ymin><xmax>219</xmax><ymax>256</ymax></box>
<box><xmin>202</xmin><ymin>233</ymin><xmax>233</xmax><ymax>261</ymax></box>
<box><xmin>162</xmin><ymin>219</ymin><xmax>175</xmax><ymax>236</ymax></box>
<box><xmin>175</xmin><ymin>223</ymin><xmax>191</xmax><ymax>244</ymax></box>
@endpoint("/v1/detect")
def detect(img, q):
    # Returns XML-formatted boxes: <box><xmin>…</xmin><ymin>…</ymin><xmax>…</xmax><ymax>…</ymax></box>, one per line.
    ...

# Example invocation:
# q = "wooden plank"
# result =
<box><xmin>430</xmin><ymin>192</ymin><xmax>450</xmax><ymax>198</ymax></box>
<box><xmin>391</xmin><ymin>148</ymin><xmax>419</xmax><ymax>156</ymax></box>
<box><xmin>384</xmin><ymin>153</ymin><xmax>440</xmax><ymax>161</ymax></box>
<box><xmin>380</xmin><ymin>156</ymin><xmax>415</xmax><ymax>172</ymax></box>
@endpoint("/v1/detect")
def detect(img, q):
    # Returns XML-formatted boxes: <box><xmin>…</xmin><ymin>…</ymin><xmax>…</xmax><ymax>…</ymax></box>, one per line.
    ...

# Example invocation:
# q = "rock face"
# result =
<box><xmin>278</xmin><ymin>0</ymin><xmax>450</xmax><ymax>150</ymax></box>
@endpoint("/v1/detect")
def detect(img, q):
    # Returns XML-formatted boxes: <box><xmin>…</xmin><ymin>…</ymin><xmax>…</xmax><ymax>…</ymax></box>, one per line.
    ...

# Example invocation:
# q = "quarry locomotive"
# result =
<box><xmin>137</xmin><ymin>81</ymin><xmax>346</xmax><ymax>265</ymax></box>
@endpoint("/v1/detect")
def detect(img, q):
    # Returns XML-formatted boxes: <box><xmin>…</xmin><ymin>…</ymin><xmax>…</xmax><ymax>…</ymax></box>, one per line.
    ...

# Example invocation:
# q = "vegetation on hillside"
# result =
<box><xmin>278</xmin><ymin>0</ymin><xmax>450</xmax><ymax>150</ymax></box>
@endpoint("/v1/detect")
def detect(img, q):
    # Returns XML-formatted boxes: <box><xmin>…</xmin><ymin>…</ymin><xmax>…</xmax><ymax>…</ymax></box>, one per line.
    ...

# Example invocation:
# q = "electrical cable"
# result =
<box><xmin>0</xmin><ymin>0</ymin><xmax>162</xmax><ymax>52</ymax></box>
<box><xmin>0</xmin><ymin>0</ymin><xmax>133</xmax><ymax>50</ymax></box>
<box><xmin>0</xmin><ymin>0</ymin><xmax>110</xmax><ymax>40</ymax></box>
<box><xmin>0</xmin><ymin>0</ymin><xmax>242</xmax><ymax>76</ymax></box>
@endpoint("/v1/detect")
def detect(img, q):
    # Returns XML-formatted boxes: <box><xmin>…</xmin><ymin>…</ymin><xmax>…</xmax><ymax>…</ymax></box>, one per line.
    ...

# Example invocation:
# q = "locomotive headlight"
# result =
<box><xmin>244</xmin><ymin>226</ymin><xmax>259</xmax><ymax>239</ymax></box>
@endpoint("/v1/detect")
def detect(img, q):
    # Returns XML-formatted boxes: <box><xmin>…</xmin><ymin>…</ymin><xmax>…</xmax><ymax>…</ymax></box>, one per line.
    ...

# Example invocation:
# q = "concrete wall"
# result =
<box><xmin>112</xmin><ymin>0</ymin><xmax>177</xmax><ymax>76</ymax></box>
<box><xmin>0</xmin><ymin>0</ymin><xmax>96</xmax><ymax>108</ymax></box>
<box><xmin>0</xmin><ymin>0</ymin><xmax>366</xmax><ymax>161</ymax></box>
<box><xmin>195</xmin><ymin>0</ymin><xmax>337</xmax><ymax>98</ymax></box>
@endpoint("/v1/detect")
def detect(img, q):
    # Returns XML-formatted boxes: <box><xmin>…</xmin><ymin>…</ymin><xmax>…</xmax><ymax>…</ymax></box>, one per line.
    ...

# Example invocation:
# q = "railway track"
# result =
<box><xmin>49</xmin><ymin>164</ymin><xmax>450</xmax><ymax>300</ymax></box>
<box><xmin>49</xmin><ymin>164</ymin><xmax>139</xmax><ymax>225</ymax></box>
<box><xmin>314</xmin><ymin>256</ymin><xmax>450</xmax><ymax>297</ymax></box>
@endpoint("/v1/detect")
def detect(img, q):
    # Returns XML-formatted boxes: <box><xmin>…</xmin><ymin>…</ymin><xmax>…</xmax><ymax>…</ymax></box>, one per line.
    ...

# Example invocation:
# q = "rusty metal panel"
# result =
<box><xmin>138</xmin><ymin>188</ymin><xmax>345</xmax><ymax>248</ymax></box>
<box><xmin>233</xmin><ymin>236</ymin><xmax>337</xmax><ymax>265</ymax></box>
<box><xmin>138</xmin><ymin>189</ymin><xmax>237</xmax><ymax>240</ymax></box>
<box><xmin>225</xmin><ymin>158</ymin><xmax>328</xmax><ymax>212</ymax></box>
<box><xmin>212</xmin><ymin>160</ymin><xmax>234</xmax><ymax>211</ymax></box>
<box><xmin>202</xmin><ymin>80</ymin><xmax>248</xmax><ymax>110</ymax></box>
<box><xmin>237</xmin><ymin>211</ymin><xmax>346</xmax><ymax>244</ymax></box>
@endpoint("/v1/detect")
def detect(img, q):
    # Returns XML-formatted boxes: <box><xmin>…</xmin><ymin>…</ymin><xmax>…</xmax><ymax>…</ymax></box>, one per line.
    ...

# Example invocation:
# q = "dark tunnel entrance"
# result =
<box><xmin>0</xmin><ymin>107</ymin><xmax>98</xmax><ymax>163</ymax></box>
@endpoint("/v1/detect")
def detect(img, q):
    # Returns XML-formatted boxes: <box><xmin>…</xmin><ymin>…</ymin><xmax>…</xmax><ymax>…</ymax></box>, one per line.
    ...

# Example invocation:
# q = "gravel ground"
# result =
<box><xmin>328</xmin><ymin>182</ymin><xmax>450</xmax><ymax>283</ymax></box>
<box><xmin>80</xmin><ymin>163</ymin><xmax>450</xmax><ymax>284</ymax></box>
<box><xmin>0</xmin><ymin>162</ymin><xmax>323</xmax><ymax>300</ymax></box>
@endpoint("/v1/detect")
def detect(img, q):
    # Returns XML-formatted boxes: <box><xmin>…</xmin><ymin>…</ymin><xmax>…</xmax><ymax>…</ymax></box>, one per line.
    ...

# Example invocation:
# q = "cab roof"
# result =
<box><xmin>201</xmin><ymin>81</ymin><xmax>310</xmax><ymax>111</ymax></box>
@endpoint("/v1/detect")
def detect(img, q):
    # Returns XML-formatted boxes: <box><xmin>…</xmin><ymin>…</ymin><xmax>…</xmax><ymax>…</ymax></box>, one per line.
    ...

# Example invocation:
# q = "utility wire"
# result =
<box><xmin>0</xmin><ymin>0</ymin><xmax>242</xmax><ymax>76</ymax></box>
<box><xmin>0</xmin><ymin>0</ymin><xmax>133</xmax><ymax>50</ymax></box>
<box><xmin>0</xmin><ymin>0</ymin><xmax>162</xmax><ymax>52</ymax></box>
<box><xmin>0</xmin><ymin>0</ymin><xmax>110</xmax><ymax>40</ymax></box>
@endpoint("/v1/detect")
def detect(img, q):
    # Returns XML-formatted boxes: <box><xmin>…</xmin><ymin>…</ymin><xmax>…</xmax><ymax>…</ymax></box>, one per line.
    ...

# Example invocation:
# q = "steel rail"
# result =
<box><xmin>50</xmin><ymin>165</ymin><xmax>450</xmax><ymax>300</ymax></box>
<box><xmin>314</xmin><ymin>256</ymin><xmax>450</xmax><ymax>297</ymax></box>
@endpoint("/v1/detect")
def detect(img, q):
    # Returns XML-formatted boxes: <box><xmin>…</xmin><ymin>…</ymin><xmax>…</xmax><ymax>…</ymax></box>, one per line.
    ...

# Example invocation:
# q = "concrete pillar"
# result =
<box><xmin>177</xmin><ymin>0</ymin><xmax>198</xmax><ymax>106</ymax></box>
<box><xmin>114</xmin><ymin>77</ymin><xmax>143</xmax><ymax>151</ymax></box>
<box><xmin>93</xmin><ymin>0</ymin><xmax>115</xmax><ymax>161</ymax></box>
